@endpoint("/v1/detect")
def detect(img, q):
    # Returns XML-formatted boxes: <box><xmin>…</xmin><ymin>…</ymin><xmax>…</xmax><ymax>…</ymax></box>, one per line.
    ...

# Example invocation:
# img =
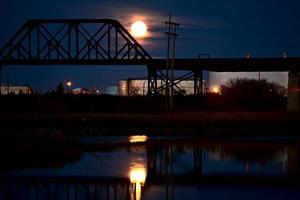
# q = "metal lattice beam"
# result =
<box><xmin>0</xmin><ymin>19</ymin><xmax>151</xmax><ymax>65</ymax></box>
<box><xmin>147</xmin><ymin>68</ymin><xmax>202</xmax><ymax>96</ymax></box>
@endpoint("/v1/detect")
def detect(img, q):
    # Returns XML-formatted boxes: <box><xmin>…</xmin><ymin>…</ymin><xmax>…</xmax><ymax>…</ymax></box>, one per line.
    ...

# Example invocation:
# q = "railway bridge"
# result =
<box><xmin>0</xmin><ymin>19</ymin><xmax>300</xmax><ymax>111</ymax></box>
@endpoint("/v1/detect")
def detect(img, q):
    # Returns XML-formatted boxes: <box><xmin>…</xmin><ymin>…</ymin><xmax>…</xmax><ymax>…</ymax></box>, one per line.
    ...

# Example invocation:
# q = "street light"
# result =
<box><xmin>66</xmin><ymin>80</ymin><xmax>72</xmax><ymax>94</ymax></box>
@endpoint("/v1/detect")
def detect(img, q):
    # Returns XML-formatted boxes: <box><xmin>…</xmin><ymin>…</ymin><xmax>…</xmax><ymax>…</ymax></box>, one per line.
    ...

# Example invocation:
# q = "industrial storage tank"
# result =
<box><xmin>118</xmin><ymin>80</ymin><xmax>129</xmax><ymax>96</ymax></box>
<box><xmin>208</xmin><ymin>72</ymin><xmax>288</xmax><ymax>92</ymax></box>
<box><xmin>105</xmin><ymin>86</ymin><xmax>118</xmax><ymax>95</ymax></box>
<box><xmin>118</xmin><ymin>79</ymin><xmax>148</xmax><ymax>96</ymax></box>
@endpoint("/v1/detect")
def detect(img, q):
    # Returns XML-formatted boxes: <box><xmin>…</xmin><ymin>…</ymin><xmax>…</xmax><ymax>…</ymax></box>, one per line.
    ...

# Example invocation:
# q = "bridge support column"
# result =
<box><xmin>287</xmin><ymin>71</ymin><xmax>300</xmax><ymax>112</ymax></box>
<box><xmin>147</xmin><ymin>65</ymin><xmax>157</xmax><ymax>96</ymax></box>
<box><xmin>194</xmin><ymin>70</ymin><xmax>203</xmax><ymax>96</ymax></box>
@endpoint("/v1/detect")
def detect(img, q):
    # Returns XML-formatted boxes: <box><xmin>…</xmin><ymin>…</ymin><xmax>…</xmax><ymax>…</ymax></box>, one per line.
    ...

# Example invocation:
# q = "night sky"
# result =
<box><xmin>0</xmin><ymin>0</ymin><xmax>300</xmax><ymax>92</ymax></box>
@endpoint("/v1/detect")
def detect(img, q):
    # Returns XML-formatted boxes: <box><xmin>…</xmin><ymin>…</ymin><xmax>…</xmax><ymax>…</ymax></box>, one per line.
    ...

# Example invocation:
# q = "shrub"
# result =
<box><xmin>220</xmin><ymin>78</ymin><xmax>287</xmax><ymax>109</ymax></box>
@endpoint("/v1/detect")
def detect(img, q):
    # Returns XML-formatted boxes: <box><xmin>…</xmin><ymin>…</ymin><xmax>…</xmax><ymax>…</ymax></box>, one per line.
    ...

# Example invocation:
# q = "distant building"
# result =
<box><xmin>0</xmin><ymin>85</ymin><xmax>33</xmax><ymax>95</ymax></box>
<box><xmin>88</xmin><ymin>87</ymin><xmax>100</xmax><ymax>95</ymax></box>
<box><xmin>105</xmin><ymin>86</ymin><xmax>118</xmax><ymax>96</ymax></box>
<box><xmin>118</xmin><ymin>78</ymin><xmax>206</xmax><ymax>96</ymax></box>
<box><xmin>72</xmin><ymin>88</ymin><xmax>88</xmax><ymax>95</ymax></box>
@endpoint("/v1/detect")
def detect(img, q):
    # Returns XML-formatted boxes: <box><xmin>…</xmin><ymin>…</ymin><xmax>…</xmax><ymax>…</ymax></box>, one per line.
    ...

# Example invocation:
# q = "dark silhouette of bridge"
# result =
<box><xmin>0</xmin><ymin>19</ymin><xmax>300</xmax><ymax>110</ymax></box>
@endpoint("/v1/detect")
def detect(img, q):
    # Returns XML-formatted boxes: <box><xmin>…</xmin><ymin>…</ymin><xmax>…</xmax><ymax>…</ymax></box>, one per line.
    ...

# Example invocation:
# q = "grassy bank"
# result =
<box><xmin>1</xmin><ymin>111</ymin><xmax>300</xmax><ymax>137</ymax></box>
<box><xmin>1</xmin><ymin>111</ymin><xmax>300</xmax><ymax>172</ymax></box>
<box><xmin>0</xmin><ymin>94</ymin><xmax>286</xmax><ymax>113</ymax></box>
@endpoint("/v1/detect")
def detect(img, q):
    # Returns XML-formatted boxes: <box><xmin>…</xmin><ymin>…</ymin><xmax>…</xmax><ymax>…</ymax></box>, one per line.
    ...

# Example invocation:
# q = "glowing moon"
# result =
<box><xmin>131</xmin><ymin>21</ymin><xmax>147</xmax><ymax>37</ymax></box>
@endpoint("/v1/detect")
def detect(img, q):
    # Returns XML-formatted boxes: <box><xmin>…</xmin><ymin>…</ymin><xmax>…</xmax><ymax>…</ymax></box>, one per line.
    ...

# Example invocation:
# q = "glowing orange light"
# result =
<box><xmin>131</xmin><ymin>21</ymin><xmax>147</xmax><ymax>37</ymax></box>
<box><xmin>212</xmin><ymin>86</ymin><xmax>220</xmax><ymax>94</ymax></box>
<box><xmin>129</xmin><ymin>135</ymin><xmax>148</xmax><ymax>143</ymax></box>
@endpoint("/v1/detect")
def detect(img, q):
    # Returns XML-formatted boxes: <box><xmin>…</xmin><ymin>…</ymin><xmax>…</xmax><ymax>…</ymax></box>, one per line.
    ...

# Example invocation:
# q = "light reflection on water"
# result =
<box><xmin>129</xmin><ymin>144</ymin><xmax>147</xmax><ymax>200</ymax></box>
<box><xmin>129</xmin><ymin>166</ymin><xmax>146</xmax><ymax>200</ymax></box>
<box><xmin>129</xmin><ymin>135</ymin><xmax>148</xmax><ymax>143</ymax></box>
<box><xmin>1</xmin><ymin>139</ymin><xmax>300</xmax><ymax>199</ymax></box>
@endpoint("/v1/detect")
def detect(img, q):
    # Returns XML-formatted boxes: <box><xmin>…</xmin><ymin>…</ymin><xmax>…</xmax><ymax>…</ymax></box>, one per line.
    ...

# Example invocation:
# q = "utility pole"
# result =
<box><xmin>165</xmin><ymin>14</ymin><xmax>179</xmax><ymax>110</ymax></box>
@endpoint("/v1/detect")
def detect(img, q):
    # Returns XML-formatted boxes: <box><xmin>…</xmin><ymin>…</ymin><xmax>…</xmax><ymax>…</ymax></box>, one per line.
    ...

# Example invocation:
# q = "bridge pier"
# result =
<box><xmin>287</xmin><ymin>71</ymin><xmax>300</xmax><ymax>112</ymax></box>
<box><xmin>147</xmin><ymin>66</ymin><xmax>158</xmax><ymax>96</ymax></box>
<box><xmin>194</xmin><ymin>70</ymin><xmax>203</xmax><ymax>96</ymax></box>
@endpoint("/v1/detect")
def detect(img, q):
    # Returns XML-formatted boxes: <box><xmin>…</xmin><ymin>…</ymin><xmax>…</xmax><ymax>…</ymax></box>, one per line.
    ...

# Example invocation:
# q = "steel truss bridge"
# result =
<box><xmin>1</xmin><ymin>19</ymin><xmax>300</xmax><ymax>96</ymax></box>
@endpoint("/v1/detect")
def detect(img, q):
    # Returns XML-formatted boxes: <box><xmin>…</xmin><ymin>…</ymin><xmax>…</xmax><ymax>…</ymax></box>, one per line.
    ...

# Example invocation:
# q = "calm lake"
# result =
<box><xmin>1</xmin><ymin>136</ymin><xmax>300</xmax><ymax>200</ymax></box>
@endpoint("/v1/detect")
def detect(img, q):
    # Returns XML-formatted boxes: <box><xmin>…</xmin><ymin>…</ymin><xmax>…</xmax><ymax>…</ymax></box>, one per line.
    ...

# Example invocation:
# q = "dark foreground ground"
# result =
<box><xmin>0</xmin><ymin>94</ymin><xmax>297</xmax><ymax>136</ymax></box>
<box><xmin>0</xmin><ymin>93</ymin><xmax>286</xmax><ymax>113</ymax></box>
<box><xmin>1</xmin><ymin>111</ymin><xmax>300</xmax><ymax>136</ymax></box>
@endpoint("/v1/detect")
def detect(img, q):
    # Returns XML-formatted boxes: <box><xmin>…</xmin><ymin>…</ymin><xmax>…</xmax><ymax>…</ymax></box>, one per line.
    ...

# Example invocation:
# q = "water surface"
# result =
<box><xmin>1</xmin><ymin>136</ymin><xmax>300</xmax><ymax>200</ymax></box>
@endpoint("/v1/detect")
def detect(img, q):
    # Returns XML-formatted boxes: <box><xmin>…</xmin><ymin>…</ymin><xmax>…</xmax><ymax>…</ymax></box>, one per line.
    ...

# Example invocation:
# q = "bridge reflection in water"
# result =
<box><xmin>1</xmin><ymin>140</ymin><xmax>300</xmax><ymax>200</ymax></box>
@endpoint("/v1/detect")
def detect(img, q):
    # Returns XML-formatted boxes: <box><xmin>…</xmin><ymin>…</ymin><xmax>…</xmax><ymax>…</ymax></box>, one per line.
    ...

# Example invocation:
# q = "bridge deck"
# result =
<box><xmin>1</xmin><ymin>57</ymin><xmax>300</xmax><ymax>72</ymax></box>
<box><xmin>150</xmin><ymin>57</ymin><xmax>300</xmax><ymax>72</ymax></box>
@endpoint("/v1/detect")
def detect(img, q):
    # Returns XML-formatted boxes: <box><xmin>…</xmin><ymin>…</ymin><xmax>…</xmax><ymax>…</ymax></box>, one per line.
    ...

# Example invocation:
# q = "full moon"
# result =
<box><xmin>131</xmin><ymin>21</ymin><xmax>147</xmax><ymax>37</ymax></box>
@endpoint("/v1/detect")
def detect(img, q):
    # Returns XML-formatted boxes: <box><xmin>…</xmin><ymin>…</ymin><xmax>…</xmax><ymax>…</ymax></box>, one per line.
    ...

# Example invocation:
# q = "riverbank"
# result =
<box><xmin>1</xmin><ymin>111</ymin><xmax>300</xmax><ymax>137</ymax></box>
<box><xmin>1</xmin><ymin>111</ymin><xmax>300</xmax><ymax>172</ymax></box>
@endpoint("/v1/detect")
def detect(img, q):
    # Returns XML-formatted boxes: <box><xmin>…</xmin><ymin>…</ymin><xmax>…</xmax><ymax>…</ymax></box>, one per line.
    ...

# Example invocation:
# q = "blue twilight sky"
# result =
<box><xmin>0</xmin><ymin>0</ymin><xmax>300</xmax><ymax>92</ymax></box>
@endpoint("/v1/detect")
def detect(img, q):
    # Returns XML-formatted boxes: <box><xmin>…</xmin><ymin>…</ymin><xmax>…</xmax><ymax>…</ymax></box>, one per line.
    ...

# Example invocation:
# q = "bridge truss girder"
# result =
<box><xmin>0</xmin><ymin>19</ymin><xmax>151</xmax><ymax>64</ymax></box>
